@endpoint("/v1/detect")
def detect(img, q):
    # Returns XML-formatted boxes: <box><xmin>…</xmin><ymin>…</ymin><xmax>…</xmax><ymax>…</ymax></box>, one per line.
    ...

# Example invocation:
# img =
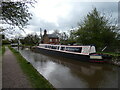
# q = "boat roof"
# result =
<box><xmin>39</xmin><ymin>44</ymin><xmax>95</xmax><ymax>47</ymax></box>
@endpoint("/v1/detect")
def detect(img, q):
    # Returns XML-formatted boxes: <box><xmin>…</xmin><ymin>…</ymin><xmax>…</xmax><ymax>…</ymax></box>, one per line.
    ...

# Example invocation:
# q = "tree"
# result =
<box><xmin>20</xmin><ymin>34</ymin><xmax>40</xmax><ymax>45</ymax></box>
<box><xmin>52</xmin><ymin>30</ymin><xmax>69</xmax><ymax>44</ymax></box>
<box><xmin>10</xmin><ymin>38</ymin><xmax>18</xmax><ymax>43</ymax></box>
<box><xmin>0</xmin><ymin>0</ymin><xmax>36</xmax><ymax>31</ymax></box>
<box><xmin>60</xmin><ymin>32</ymin><xmax>69</xmax><ymax>44</ymax></box>
<box><xmin>67</xmin><ymin>30</ymin><xmax>77</xmax><ymax>45</ymax></box>
<box><xmin>2</xmin><ymin>39</ymin><xmax>10</xmax><ymax>45</ymax></box>
<box><xmin>52</xmin><ymin>29</ymin><xmax>61</xmax><ymax>38</ymax></box>
<box><xmin>75</xmin><ymin>8</ymin><xmax>118</xmax><ymax>50</ymax></box>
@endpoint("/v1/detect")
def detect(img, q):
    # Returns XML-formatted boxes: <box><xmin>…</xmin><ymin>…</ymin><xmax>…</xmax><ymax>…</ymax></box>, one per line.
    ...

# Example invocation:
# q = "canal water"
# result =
<box><xmin>17</xmin><ymin>48</ymin><xmax>118</xmax><ymax>88</ymax></box>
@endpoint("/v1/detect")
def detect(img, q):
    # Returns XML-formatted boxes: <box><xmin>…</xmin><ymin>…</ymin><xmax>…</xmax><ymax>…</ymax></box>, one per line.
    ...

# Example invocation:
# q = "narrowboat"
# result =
<box><xmin>32</xmin><ymin>44</ymin><xmax>112</xmax><ymax>63</ymax></box>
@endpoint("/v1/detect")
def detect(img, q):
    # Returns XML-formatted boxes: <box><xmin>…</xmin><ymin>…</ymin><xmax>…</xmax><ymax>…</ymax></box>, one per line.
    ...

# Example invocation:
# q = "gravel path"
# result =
<box><xmin>3</xmin><ymin>47</ymin><xmax>32</xmax><ymax>88</ymax></box>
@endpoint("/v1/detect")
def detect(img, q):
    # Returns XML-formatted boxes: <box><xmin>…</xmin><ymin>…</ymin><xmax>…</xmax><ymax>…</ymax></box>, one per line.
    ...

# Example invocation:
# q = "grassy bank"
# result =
<box><xmin>2</xmin><ymin>46</ymin><xmax>5</xmax><ymax>55</ymax></box>
<box><xmin>0</xmin><ymin>45</ymin><xmax>5</xmax><ymax>55</ymax></box>
<box><xmin>9</xmin><ymin>46</ymin><xmax>55</xmax><ymax>89</ymax></box>
<box><xmin>97</xmin><ymin>52</ymin><xmax>120</xmax><ymax>57</ymax></box>
<box><xmin>0</xmin><ymin>47</ymin><xmax>1</xmax><ymax>55</ymax></box>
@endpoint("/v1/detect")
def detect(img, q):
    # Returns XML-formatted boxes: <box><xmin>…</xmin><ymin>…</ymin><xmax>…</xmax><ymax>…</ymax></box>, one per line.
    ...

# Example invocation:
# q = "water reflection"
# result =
<box><xmin>18</xmin><ymin>48</ymin><xmax>118</xmax><ymax>88</ymax></box>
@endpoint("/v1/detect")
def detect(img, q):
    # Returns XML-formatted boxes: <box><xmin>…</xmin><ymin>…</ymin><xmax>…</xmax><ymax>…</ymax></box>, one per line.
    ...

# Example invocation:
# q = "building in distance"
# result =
<box><xmin>41</xmin><ymin>29</ymin><xmax>59</xmax><ymax>44</ymax></box>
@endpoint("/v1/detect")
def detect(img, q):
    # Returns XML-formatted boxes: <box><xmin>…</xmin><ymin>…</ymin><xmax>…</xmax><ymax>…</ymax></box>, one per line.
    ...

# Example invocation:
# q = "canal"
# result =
<box><xmin>17</xmin><ymin>47</ymin><xmax>118</xmax><ymax>88</ymax></box>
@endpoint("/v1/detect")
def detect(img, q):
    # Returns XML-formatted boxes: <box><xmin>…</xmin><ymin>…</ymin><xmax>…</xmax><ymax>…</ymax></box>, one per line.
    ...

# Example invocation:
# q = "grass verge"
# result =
<box><xmin>2</xmin><ymin>46</ymin><xmax>5</xmax><ymax>55</ymax></box>
<box><xmin>0</xmin><ymin>47</ymin><xmax>1</xmax><ymax>55</ymax></box>
<box><xmin>8</xmin><ymin>46</ymin><xmax>55</xmax><ymax>89</ymax></box>
<box><xmin>97</xmin><ymin>52</ymin><xmax>120</xmax><ymax>57</ymax></box>
<box><xmin>0</xmin><ymin>45</ymin><xmax>5</xmax><ymax>55</ymax></box>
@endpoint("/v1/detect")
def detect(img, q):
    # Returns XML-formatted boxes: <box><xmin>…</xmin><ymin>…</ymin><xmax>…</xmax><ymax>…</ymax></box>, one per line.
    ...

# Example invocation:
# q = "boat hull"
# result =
<box><xmin>31</xmin><ymin>47</ymin><xmax>109</xmax><ymax>63</ymax></box>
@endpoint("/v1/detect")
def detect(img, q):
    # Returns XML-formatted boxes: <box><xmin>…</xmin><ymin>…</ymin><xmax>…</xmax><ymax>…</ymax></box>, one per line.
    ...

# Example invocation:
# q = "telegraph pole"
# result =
<box><xmin>40</xmin><ymin>28</ymin><xmax>42</xmax><ymax>44</ymax></box>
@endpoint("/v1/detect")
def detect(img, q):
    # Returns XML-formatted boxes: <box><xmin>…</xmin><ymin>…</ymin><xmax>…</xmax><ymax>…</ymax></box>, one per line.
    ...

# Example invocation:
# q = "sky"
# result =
<box><xmin>2</xmin><ymin>0</ymin><xmax>119</xmax><ymax>38</ymax></box>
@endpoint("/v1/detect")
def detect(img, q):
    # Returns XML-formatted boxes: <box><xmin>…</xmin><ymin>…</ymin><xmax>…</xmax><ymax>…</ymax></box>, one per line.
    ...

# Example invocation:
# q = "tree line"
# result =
<box><xmin>54</xmin><ymin>8</ymin><xmax>119</xmax><ymax>51</ymax></box>
<box><xmin>52</xmin><ymin>8</ymin><xmax>120</xmax><ymax>52</ymax></box>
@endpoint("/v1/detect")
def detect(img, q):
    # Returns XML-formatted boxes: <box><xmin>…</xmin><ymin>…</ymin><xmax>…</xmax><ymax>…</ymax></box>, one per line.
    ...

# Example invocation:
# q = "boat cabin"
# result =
<box><xmin>39</xmin><ymin>44</ymin><xmax>96</xmax><ymax>55</ymax></box>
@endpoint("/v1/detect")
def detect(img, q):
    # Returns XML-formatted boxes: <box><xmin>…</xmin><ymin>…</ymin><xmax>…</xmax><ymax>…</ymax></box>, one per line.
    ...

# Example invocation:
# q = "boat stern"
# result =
<box><xmin>89</xmin><ymin>53</ymin><xmax>112</xmax><ymax>63</ymax></box>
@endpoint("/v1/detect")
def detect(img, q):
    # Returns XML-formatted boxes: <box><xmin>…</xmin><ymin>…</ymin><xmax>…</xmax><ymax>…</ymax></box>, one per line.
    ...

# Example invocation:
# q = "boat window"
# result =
<box><xmin>45</xmin><ymin>45</ymin><xmax>50</xmax><ymax>48</ymax></box>
<box><xmin>61</xmin><ymin>47</ymin><xmax>65</xmax><ymax>50</ymax></box>
<box><xmin>66</xmin><ymin>47</ymin><xmax>82</xmax><ymax>53</ymax></box>
<box><xmin>57</xmin><ymin>46</ymin><xmax>60</xmax><ymax>50</ymax></box>
<box><xmin>45</xmin><ymin>45</ymin><xmax>47</xmax><ymax>48</ymax></box>
<box><xmin>48</xmin><ymin>46</ymin><xmax>51</xmax><ymax>48</ymax></box>
<box><xmin>51</xmin><ymin>46</ymin><xmax>57</xmax><ymax>49</ymax></box>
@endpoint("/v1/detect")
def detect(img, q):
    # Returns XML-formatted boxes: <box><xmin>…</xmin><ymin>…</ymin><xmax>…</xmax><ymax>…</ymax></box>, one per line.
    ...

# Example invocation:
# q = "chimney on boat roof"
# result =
<box><xmin>44</xmin><ymin>29</ymin><xmax>47</xmax><ymax>35</ymax></box>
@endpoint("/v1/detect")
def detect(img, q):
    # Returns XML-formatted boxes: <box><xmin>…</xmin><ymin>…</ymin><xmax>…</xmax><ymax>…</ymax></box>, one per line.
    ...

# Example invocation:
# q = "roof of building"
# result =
<box><xmin>47</xmin><ymin>34</ymin><xmax>59</xmax><ymax>39</ymax></box>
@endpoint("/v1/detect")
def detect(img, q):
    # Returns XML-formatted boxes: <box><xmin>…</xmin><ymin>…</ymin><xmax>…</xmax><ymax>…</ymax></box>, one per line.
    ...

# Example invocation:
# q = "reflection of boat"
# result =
<box><xmin>32</xmin><ymin>44</ymin><xmax>112</xmax><ymax>63</ymax></box>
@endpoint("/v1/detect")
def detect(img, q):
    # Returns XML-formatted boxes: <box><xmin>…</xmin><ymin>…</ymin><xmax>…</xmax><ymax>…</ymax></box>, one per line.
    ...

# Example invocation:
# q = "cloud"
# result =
<box><xmin>2</xmin><ymin>1</ymin><xmax>118</xmax><ymax>39</ymax></box>
<box><xmin>25</xmin><ymin>1</ymin><xmax>118</xmax><ymax>35</ymax></box>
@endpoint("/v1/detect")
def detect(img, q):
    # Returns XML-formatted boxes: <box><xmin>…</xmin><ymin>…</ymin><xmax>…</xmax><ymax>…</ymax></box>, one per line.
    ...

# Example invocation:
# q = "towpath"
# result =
<box><xmin>2</xmin><ymin>47</ymin><xmax>32</xmax><ymax>88</ymax></box>
<box><xmin>0</xmin><ymin>47</ymin><xmax>2</xmax><ymax>89</ymax></box>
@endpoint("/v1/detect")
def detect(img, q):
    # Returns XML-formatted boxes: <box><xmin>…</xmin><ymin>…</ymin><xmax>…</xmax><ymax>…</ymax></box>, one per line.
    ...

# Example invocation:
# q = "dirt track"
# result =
<box><xmin>2</xmin><ymin>47</ymin><xmax>32</xmax><ymax>88</ymax></box>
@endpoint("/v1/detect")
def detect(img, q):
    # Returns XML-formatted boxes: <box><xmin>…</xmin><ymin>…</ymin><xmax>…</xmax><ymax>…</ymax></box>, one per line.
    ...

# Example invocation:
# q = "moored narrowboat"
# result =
<box><xmin>32</xmin><ymin>44</ymin><xmax>112</xmax><ymax>63</ymax></box>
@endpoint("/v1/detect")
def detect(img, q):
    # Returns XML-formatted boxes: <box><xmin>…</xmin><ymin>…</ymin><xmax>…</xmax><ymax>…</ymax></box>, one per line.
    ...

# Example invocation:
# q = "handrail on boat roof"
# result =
<box><xmin>39</xmin><ymin>44</ymin><xmax>95</xmax><ymax>47</ymax></box>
